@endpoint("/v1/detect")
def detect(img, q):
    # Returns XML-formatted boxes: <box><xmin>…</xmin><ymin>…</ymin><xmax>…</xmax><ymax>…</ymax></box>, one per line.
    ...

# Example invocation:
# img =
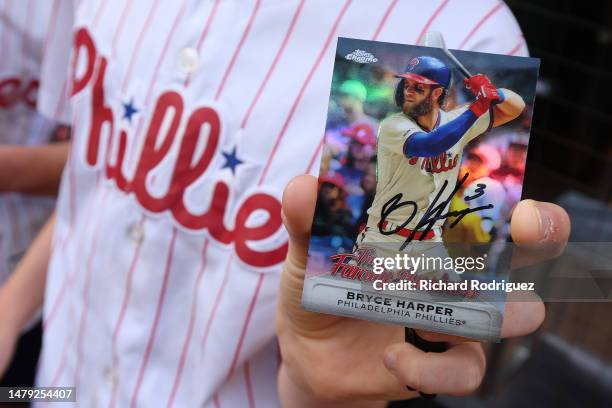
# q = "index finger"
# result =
<box><xmin>510</xmin><ymin>200</ymin><xmax>571</xmax><ymax>268</ymax></box>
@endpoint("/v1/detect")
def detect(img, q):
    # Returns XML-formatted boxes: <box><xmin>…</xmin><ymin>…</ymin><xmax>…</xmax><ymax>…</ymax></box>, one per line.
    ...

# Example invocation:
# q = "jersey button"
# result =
<box><xmin>180</xmin><ymin>47</ymin><xmax>199</xmax><ymax>74</ymax></box>
<box><xmin>103</xmin><ymin>366</ymin><xmax>119</xmax><ymax>388</ymax></box>
<box><xmin>126</xmin><ymin>223</ymin><xmax>145</xmax><ymax>243</ymax></box>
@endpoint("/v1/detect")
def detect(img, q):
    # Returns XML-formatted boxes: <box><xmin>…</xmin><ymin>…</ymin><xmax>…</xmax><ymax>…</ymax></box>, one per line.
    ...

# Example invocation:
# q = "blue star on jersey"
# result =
<box><xmin>122</xmin><ymin>99</ymin><xmax>138</xmax><ymax>123</ymax></box>
<box><xmin>221</xmin><ymin>147</ymin><xmax>243</xmax><ymax>175</ymax></box>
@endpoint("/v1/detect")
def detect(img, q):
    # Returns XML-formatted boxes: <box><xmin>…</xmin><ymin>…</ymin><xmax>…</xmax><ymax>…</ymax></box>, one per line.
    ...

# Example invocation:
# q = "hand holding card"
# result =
<box><xmin>277</xmin><ymin>175</ymin><xmax>569</xmax><ymax>405</ymax></box>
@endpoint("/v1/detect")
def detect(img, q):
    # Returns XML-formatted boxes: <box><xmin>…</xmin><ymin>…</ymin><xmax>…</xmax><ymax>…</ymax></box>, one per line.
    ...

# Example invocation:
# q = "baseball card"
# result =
<box><xmin>302</xmin><ymin>37</ymin><xmax>540</xmax><ymax>341</ymax></box>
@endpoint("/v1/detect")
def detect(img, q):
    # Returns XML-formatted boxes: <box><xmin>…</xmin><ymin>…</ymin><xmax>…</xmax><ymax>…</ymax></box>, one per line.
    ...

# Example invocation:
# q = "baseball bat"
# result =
<box><xmin>420</xmin><ymin>31</ymin><xmax>473</xmax><ymax>78</ymax></box>
<box><xmin>442</xmin><ymin>48</ymin><xmax>472</xmax><ymax>78</ymax></box>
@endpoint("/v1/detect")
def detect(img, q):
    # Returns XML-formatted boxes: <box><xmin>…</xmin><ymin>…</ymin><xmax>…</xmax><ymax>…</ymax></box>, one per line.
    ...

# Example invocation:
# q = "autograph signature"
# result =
<box><xmin>379</xmin><ymin>172</ymin><xmax>493</xmax><ymax>250</ymax></box>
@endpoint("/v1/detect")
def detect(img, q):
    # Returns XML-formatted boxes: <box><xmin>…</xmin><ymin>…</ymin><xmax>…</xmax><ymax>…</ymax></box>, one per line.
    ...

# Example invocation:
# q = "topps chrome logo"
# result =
<box><xmin>345</xmin><ymin>49</ymin><xmax>378</xmax><ymax>63</ymax></box>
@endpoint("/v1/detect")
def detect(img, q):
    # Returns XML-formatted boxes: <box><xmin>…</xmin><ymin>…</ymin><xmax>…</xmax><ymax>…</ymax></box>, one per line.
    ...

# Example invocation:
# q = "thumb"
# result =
<box><xmin>281</xmin><ymin>175</ymin><xmax>318</xmax><ymax>271</ymax></box>
<box><xmin>279</xmin><ymin>175</ymin><xmax>343</xmax><ymax>334</ymax></box>
<box><xmin>278</xmin><ymin>175</ymin><xmax>326</xmax><ymax>333</ymax></box>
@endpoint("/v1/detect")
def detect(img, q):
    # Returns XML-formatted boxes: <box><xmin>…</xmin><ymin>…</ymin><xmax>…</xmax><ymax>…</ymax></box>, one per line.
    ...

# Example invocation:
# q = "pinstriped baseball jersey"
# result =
<box><xmin>0</xmin><ymin>1</ymin><xmax>57</xmax><ymax>287</ymax></box>
<box><xmin>35</xmin><ymin>1</ymin><xmax>528</xmax><ymax>406</ymax></box>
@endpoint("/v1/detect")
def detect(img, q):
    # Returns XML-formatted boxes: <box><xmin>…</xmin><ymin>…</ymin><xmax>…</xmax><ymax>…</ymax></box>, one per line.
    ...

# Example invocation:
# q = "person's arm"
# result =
<box><xmin>0</xmin><ymin>143</ymin><xmax>69</xmax><ymax>195</ymax></box>
<box><xmin>492</xmin><ymin>88</ymin><xmax>525</xmax><ymax>127</ymax></box>
<box><xmin>278</xmin><ymin>365</ymin><xmax>386</xmax><ymax>408</ymax></box>
<box><xmin>403</xmin><ymin>108</ymin><xmax>484</xmax><ymax>157</ymax></box>
<box><xmin>0</xmin><ymin>214</ymin><xmax>54</xmax><ymax>375</ymax></box>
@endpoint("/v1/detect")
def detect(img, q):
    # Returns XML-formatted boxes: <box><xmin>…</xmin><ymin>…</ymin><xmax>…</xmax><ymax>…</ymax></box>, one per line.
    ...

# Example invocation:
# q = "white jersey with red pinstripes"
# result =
<box><xmin>35</xmin><ymin>1</ymin><xmax>528</xmax><ymax>406</ymax></box>
<box><xmin>0</xmin><ymin>1</ymin><xmax>57</xmax><ymax>287</ymax></box>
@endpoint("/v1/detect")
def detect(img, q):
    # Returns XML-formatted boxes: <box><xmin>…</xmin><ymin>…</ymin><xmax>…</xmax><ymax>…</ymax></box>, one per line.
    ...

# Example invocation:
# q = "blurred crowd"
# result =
<box><xmin>446</xmin><ymin>135</ymin><xmax>528</xmax><ymax>244</ymax></box>
<box><xmin>312</xmin><ymin>70</ymin><xmax>531</xmax><ymax>252</ymax></box>
<box><xmin>312</xmin><ymin>77</ymin><xmax>383</xmax><ymax>252</ymax></box>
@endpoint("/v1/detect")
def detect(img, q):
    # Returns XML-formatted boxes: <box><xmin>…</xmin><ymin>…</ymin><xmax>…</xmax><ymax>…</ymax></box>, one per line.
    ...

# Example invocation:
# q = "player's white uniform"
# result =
<box><xmin>0</xmin><ymin>1</ymin><xmax>57</xmax><ymax>286</ymax></box>
<box><xmin>36</xmin><ymin>0</ymin><xmax>527</xmax><ymax>406</ymax></box>
<box><xmin>366</xmin><ymin>106</ymin><xmax>493</xmax><ymax>241</ymax></box>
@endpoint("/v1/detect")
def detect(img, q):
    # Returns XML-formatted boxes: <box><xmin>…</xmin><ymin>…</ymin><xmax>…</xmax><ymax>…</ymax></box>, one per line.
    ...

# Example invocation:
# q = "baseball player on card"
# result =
<box><xmin>353</xmin><ymin>54</ymin><xmax>526</xmax><ymax>279</ymax></box>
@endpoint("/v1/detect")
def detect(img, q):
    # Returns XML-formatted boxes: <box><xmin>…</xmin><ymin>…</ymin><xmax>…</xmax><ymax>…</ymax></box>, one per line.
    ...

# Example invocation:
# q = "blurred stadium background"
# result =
<box><xmin>480</xmin><ymin>1</ymin><xmax>612</xmax><ymax>407</ymax></box>
<box><xmin>395</xmin><ymin>1</ymin><xmax>612</xmax><ymax>407</ymax></box>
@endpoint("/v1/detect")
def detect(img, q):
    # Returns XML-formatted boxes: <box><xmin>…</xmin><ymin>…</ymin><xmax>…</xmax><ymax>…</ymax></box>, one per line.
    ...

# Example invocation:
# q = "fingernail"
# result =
<box><xmin>383</xmin><ymin>350</ymin><xmax>397</xmax><ymax>370</ymax></box>
<box><xmin>533</xmin><ymin>202</ymin><xmax>559</xmax><ymax>242</ymax></box>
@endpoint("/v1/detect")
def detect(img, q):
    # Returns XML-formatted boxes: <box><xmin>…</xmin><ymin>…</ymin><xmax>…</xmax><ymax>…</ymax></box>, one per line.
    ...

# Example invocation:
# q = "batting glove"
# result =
<box><xmin>465</xmin><ymin>74</ymin><xmax>502</xmax><ymax>117</ymax></box>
